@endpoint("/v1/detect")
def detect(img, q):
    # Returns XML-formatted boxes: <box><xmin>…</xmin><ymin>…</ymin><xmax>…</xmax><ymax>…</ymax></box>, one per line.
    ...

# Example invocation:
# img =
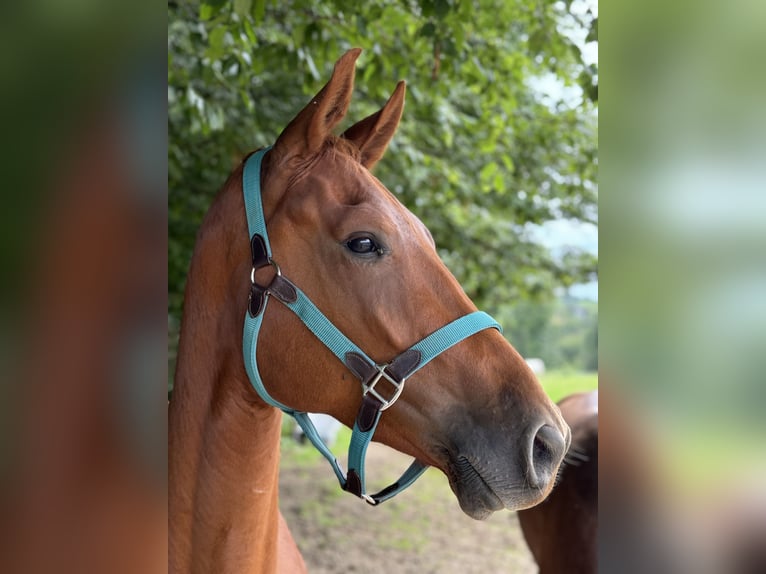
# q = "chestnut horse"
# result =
<box><xmin>169</xmin><ymin>49</ymin><xmax>570</xmax><ymax>573</ymax></box>
<box><xmin>518</xmin><ymin>390</ymin><xmax>598</xmax><ymax>574</ymax></box>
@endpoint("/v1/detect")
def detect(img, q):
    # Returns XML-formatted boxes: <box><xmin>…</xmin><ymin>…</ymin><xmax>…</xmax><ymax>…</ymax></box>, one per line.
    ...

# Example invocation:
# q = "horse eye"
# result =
<box><xmin>346</xmin><ymin>236</ymin><xmax>381</xmax><ymax>255</ymax></box>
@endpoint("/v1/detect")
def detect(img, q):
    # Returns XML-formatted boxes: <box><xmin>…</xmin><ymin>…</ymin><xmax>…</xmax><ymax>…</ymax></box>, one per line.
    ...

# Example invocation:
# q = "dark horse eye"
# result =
<box><xmin>346</xmin><ymin>236</ymin><xmax>381</xmax><ymax>255</ymax></box>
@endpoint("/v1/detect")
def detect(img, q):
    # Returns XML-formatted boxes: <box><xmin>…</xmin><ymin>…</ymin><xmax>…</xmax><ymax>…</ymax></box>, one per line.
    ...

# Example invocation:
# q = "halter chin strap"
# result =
<box><xmin>242</xmin><ymin>147</ymin><xmax>502</xmax><ymax>504</ymax></box>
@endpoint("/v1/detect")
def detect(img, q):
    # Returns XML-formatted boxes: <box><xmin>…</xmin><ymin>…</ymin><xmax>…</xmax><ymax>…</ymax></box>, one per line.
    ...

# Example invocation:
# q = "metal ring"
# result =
<box><xmin>250</xmin><ymin>258</ymin><xmax>282</xmax><ymax>285</ymax></box>
<box><xmin>268</xmin><ymin>258</ymin><xmax>282</xmax><ymax>277</ymax></box>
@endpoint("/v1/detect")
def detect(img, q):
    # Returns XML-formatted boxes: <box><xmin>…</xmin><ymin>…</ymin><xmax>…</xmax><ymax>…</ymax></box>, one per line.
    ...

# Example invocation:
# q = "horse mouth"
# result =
<box><xmin>446</xmin><ymin>455</ymin><xmax>506</xmax><ymax>520</ymax></box>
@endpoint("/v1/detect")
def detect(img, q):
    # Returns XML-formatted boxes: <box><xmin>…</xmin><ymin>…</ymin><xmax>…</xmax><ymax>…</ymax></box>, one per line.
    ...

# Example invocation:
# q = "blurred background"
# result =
<box><xmin>0</xmin><ymin>0</ymin><xmax>167</xmax><ymax>572</ymax></box>
<box><xmin>600</xmin><ymin>0</ymin><xmax>766</xmax><ymax>571</ymax></box>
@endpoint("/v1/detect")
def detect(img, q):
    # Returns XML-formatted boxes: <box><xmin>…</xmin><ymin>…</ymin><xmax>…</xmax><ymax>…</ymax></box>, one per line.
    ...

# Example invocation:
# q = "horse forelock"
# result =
<box><xmin>274</xmin><ymin>135</ymin><xmax>366</xmax><ymax>192</ymax></box>
<box><xmin>325</xmin><ymin>135</ymin><xmax>362</xmax><ymax>161</ymax></box>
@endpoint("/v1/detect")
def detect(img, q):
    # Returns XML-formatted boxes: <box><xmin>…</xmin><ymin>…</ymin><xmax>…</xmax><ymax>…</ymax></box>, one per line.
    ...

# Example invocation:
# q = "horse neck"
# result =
<box><xmin>169</xmin><ymin>182</ymin><xmax>285</xmax><ymax>574</ymax></box>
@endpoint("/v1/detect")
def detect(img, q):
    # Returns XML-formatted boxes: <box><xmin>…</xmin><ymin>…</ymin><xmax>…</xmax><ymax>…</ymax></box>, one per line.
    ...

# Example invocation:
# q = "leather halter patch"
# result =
<box><xmin>250</xmin><ymin>234</ymin><xmax>269</xmax><ymax>269</ymax></box>
<box><xmin>248</xmin><ymin>276</ymin><xmax>297</xmax><ymax>317</ymax></box>
<box><xmin>248</xmin><ymin>234</ymin><xmax>297</xmax><ymax>317</ymax></box>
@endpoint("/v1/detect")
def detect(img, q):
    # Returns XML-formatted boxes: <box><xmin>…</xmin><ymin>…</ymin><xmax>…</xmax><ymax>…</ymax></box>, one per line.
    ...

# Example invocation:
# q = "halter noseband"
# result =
<box><xmin>242</xmin><ymin>147</ymin><xmax>502</xmax><ymax>504</ymax></box>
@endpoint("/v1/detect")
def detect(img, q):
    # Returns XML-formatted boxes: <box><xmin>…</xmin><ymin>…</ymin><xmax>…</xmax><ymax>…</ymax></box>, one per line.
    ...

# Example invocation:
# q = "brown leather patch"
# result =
<box><xmin>344</xmin><ymin>352</ymin><xmax>377</xmax><ymax>383</ymax></box>
<box><xmin>356</xmin><ymin>395</ymin><xmax>382</xmax><ymax>432</ymax></box>
<box><xmin>344</xmin><ymin>469</ymin><xmax>363</xmax><ymax>497</ymax></box>
<box><xmin>387</xmin><ymin>349</ymin><xmax>422</xmax><ymax>380</ymax></box>
<box><xmin>248</xmin><ymin>285</ymin><xmax>266</xmax><ymax>317</ymax></box>
<box><xmin>250</xmin><ymin>234</ymin><xmax>270</xmax><ymax>269</ymax></box>
<box><xmin>268</xmin><ymin>276</ymin><xmax>297</xmax><ymax>303</ymax></box>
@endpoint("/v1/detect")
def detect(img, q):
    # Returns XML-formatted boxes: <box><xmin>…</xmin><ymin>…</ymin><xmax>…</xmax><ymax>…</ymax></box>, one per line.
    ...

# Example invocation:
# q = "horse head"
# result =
<box><xmin>250</xmin><ymin>49</ymin><xmax>569</xmax><ymax>519</ymax></box>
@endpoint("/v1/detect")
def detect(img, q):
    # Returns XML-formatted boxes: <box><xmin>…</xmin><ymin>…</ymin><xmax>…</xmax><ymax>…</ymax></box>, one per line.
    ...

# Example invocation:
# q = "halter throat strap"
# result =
<box><xmin>241</xmin><ymin>147</ymin><xmax>502</xmax><ymax>504</ymax></box>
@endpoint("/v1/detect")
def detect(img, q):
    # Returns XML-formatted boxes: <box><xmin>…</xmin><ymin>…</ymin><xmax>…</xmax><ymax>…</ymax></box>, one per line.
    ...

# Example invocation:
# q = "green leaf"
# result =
<box><xmin>419</xmin><ymin>22</ymin><xmax>437</xmax><ymax>38</ymax></box>
<box><xmin>357</xmin><ymin>15</ymin><xmax>367</xmax><ymax>37</ymax></box>
<box><xmin>480</xmin><ymin>162</ymin><xmax>499</xmax><ymax>186</ymax></box>
<box><xmin>243</xmin><ymin>19</ymin><xmax>257</xmax><ymax>45</ymax></box>
<box><xmin>200</xmin><ymin>4</ymin><xmax>213</xmax><ymax>21</ymax></box>
<box><xmin>233</xmin><ymin>0</ymin><xmax>252</xmax><ymax>18</ymax></box>
<box><xmin>501</xmin><ymin>155</ymin><xmax>515</xmax><ymax>173</ymax></box>
<box><xmin>434</xmin><ymin>0</ymin><xmax>451</xmax><ymax>19</ymax></box>
<box><xmin>206</xmin><ymin>26</ymin><xmax>227</xmax><ymax>61</ymax></box>
<box><xmin>200</xmin><ymin>0</ymin><xmax>227</xmax><ymax>20</ymax></box>
<box><xmin>586</xmin><ymin>17</ymin><xmax>598</xmax><ymax>43</ymax></box>
<box><xmin>251</xmin><ymin>0</ymin><xmax>266</xmax><ymax>24</ymax></box>
<box><xmin>292</xmin><ymin>24</ymin><xmax>305</xmax><ymax>45</ymax></box>
<box><xmin>199</xmin><ymin>2</ymin><xmax>221</xmax><ymax>21</ymax></box>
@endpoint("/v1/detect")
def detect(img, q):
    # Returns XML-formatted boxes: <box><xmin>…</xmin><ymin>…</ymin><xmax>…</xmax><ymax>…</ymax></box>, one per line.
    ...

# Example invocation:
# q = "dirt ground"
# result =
<box><xmin>279</xmin><ymin>440</ymin><xmax>537</xmax><ymax>574</ymax></box>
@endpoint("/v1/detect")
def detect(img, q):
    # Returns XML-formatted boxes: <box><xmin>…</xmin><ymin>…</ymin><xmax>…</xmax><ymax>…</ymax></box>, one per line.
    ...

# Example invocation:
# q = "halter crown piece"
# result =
<box><xmin>242</xmin><ymin>148</ymin><xmax>502</xmax><ymax>504</ymax></box>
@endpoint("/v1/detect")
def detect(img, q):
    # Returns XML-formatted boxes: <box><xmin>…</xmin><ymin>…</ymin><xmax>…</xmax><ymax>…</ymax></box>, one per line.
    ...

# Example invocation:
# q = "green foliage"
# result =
<box><xmin>501</xmin><ymin>294</ymin><xmax>597</xmax><ymax>371</ymax></box>
<box><xmin>168</xmin><ymin>0</ymin><xmax>598</xmax><ymax>322</ymax></box>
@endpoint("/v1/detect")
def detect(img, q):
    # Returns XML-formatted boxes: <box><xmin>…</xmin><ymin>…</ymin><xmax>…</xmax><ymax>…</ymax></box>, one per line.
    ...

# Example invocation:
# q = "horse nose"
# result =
<box><xmin>525</xmin><ymin>422</ymin><xmax>570</xmax><ymax>489</ymax></box>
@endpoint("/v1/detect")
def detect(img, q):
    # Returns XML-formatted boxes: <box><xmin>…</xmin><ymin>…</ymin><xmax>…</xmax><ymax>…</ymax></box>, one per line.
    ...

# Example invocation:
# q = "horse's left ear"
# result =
<box><xmin>271</xmin><ymin>48</ymin><xmax>362</xmax><ymax>164</ymax></box>
<box><xmin>341</xmin><ymin>81</ymin><xmax>406</xmax><ymax>170</ymax></box>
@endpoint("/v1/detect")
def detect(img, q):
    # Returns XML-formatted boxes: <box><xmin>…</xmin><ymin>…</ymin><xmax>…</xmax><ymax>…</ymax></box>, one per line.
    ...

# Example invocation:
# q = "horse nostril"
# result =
<box><xmin>528</xmin><ymin>424</ymin><xmax>567</xmax><ymax>488</ymax></box>
<box><xmin>533</xmin><ymin>430</ymin><xmax>554</xmax><ymax>469</ymax></box>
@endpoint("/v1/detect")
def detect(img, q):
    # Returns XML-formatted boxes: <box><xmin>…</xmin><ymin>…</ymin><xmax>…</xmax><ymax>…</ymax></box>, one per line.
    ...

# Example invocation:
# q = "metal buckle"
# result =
<box><xmin>363</xmin><ymin>365</ymin><xmax>406</xmax><ymax>411</ymax></box>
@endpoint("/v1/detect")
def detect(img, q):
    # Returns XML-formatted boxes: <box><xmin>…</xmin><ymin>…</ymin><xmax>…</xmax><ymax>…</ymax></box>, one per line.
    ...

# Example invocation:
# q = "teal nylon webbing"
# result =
<box><xmin>348</xmin><ymin>419</ymin><xmax>378</xmax><ymax>486</ymax></box>
<box><xmin>374</xmin><ymin>460</ymin><xmax>429</xmax><ymax>504</ymax></box>
<box><xmin>243</xmin><ymin>295</ymin><xmax>350</xmax><ymax>488</ymax></box>
<box><xmin>410</xmin><ymin>311</ymin><xmax>500</xmax><ymax>372</ymax></box>
<box><xmin>284</xmin><ymin>287</ymin><xmax>372</xmax><ymax>365</ymax></box>
<box><xmin>242</xmin><ymin>298</ymin><xmax>291</xmax><ymax>411</ymax></box>
<box><xmin>292</xmin><ymin>412</ymin><xmax>347</xmax><ymax>486</ymax></box>
<box><xmin>242</xmin><ymin>146</ymin><xmax>271</xmax><ymax>244</ymax></box>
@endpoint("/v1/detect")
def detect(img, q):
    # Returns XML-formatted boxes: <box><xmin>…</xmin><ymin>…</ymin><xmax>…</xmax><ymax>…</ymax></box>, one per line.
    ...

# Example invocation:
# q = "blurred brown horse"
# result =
<box><xmin>168</xmin><ymin>49</ymin><xmax>570</xmax><ymax>573</ymax></box>
<box><xmin>519</xmin><ymin>390</ymin><xmax>598</xmax><ymax>574</ymax></box>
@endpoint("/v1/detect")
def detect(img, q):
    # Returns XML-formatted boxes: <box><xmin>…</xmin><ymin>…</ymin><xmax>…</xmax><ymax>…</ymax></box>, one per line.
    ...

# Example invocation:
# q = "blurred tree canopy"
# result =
<box><xmin>168</xmin><ymin>0</ymin><xmax>598</xmax><ymax>323</ymax></box>
<box><xmin>498</xmin><ymin>295</ymin><xmax>598</xmax><ymax>371</ymax></box>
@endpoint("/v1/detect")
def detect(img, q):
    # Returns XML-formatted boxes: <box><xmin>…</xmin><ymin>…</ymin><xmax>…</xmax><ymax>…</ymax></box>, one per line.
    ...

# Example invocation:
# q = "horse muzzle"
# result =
<box><xmin>442</xmin><ymin>418</ymin><xmax>571</xmax><ymax>520</ymax></box>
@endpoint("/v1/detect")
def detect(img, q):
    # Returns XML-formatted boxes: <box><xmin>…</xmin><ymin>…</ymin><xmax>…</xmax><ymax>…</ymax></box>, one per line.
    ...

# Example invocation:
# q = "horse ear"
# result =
<box><xmin>341</xmin><ymin>81</ymin><xmax>406</xmax><ymax>170</ymax></box>
<box><xmin>271</xmin><ymin>48</ymin><xmax>362</xmax><ymax>163</ymax></box>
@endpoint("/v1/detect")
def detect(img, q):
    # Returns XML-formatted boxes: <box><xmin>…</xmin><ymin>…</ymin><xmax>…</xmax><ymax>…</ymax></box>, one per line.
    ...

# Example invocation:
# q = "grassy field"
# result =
<box><xmin>538</xmin><ymin>369</ymin><xmax>598</xmax><ymax>403</ymax></box>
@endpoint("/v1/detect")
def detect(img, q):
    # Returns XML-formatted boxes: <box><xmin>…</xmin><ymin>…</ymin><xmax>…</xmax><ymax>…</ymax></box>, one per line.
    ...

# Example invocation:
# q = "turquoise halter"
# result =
<box><xmin>242</xmin><ymin>147</ymin><xmax>502</xmax><ymax>504</ymax></box>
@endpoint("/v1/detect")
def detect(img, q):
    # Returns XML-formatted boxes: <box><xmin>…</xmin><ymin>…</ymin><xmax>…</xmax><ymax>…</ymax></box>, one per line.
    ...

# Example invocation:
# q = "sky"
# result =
<box><xmin>531</xmin><ymin>219</ymin><xmax>598</xmax><ymax>300</ymax></box>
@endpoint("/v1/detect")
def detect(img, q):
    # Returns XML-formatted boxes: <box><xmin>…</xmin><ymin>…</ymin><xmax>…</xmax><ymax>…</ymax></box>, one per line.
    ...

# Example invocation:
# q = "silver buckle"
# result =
<box><xmin>362</xmin><ymin>365</ymin><xmax>406</xmax><ymax>411</ymax></box>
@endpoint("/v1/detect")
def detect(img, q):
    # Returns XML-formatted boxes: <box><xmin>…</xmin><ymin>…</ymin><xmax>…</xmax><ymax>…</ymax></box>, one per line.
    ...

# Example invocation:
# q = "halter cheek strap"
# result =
<box><xmin>242</xmin><ymin>147</ymin><xmax>502</xmax><ymax>504</ymax></box>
